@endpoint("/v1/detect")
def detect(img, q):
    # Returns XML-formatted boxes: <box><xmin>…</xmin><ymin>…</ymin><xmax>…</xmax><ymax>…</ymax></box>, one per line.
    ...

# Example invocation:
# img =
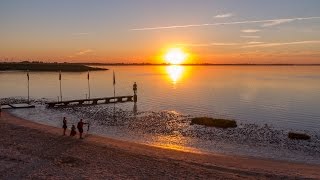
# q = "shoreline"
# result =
<box><xmin>1</xmin><ymin>111</ymin><xmax>320</xmax><ymax>179</ymax></box>
<box><xmin>0</xmin><ymin>62</ymin><xmax>108</xmax><ymax>72</ymax></box>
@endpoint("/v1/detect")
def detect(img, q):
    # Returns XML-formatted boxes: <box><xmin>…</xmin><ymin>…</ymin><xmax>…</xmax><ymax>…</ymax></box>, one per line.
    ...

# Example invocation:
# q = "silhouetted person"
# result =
<box><xmin>133</xmin><ymin>82</ymin><xmax>137</xmax><ymax>94</ymax></box>
<box><xmin>62</xmin><ymin>117</ymin><xmax>67</xmax><ymax>135</ymax></box>
<box><xmin>77</xmin><ymin>119</ymin><xmax>88</xmax><ymax>139</ymax></box>
<box><xmin>70</xmin><ymin>125</ymin><xmax>77</xmax><ymax>136</ymax></box>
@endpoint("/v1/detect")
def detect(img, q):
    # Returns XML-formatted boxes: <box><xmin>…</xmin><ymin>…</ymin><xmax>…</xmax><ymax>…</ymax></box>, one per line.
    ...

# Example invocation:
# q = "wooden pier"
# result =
<box><xmin>46</xmin><ymin>95</ymin><xmax>136</xmax><ymax>108</ymax></box>
<box><xmin>1</xmin><ymin>103</ymin><xmax>35</xmax><ymax>109</ymax></box>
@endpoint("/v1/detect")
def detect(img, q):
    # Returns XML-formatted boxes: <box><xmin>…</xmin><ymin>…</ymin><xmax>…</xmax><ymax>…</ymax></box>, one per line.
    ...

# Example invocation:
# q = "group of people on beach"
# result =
<box><xmin>62</xmin><ymin>117</ymin><xmax>88</xmax><ymax>139</ymax></box>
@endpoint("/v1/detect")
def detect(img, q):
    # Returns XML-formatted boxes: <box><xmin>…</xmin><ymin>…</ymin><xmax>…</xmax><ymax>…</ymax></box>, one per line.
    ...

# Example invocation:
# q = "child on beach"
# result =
<box><xmin>62</xmin><ymin>117</ymin><xmax>67</xmax><ymax>135</ymax></box>
<box><xmin>70</xmin><ymin>125</ymin><xmax>77</xmax><ymax>136</ymax></box>
<box><xmin>77</xmin><ymin>119</ymin><xmax>88</xmax><ymax>139</ymax></box>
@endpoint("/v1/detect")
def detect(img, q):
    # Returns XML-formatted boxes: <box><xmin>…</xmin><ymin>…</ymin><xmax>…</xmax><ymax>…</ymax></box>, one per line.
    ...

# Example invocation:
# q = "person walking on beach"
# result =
<box><xmin>70</xmin><ymin>125</ymin><xmax>77</xmax><ymax>136</ymax></box>
<box><xmin>62</xmin><ymin>117</ymin><xmax>67</xmax><ymax>135</ymax></box>
<box><xmin>133</xmin><ymin>82</ymin><xmax>137</xmax><ymax>94</ymax></box>
<box><xmin>77</xmin><ymin>119</ymin><xmax>88</xmax><ymax>139</ymax></box>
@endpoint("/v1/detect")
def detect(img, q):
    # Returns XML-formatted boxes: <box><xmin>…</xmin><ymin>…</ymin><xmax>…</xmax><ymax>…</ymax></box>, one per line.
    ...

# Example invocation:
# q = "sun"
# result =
<box><xmin>165</xmin><ymin>48</ymin><xmax>187</xmax><ymax>65</ymax></box>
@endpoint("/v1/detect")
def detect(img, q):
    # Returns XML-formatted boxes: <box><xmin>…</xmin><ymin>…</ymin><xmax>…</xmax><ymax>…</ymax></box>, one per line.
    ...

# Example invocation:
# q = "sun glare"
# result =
<box><xmin>166</xmin><ymin>65</ymin><xmax>184</xmax><ymax>84</ymax></box>
<box><xmin>165</xmin><ymin>48</ymin><xmax>187</xmax><ymax>65</ymax></box>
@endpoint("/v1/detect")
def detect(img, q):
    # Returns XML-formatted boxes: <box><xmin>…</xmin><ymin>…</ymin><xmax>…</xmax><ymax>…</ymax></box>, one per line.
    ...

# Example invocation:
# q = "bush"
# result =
<box><xmin>191</xmin><ymin>117</ymin><xmax>237</xmax><ymax>128</ymax></box>
<box><xmin>288</xmin><ymin>132</ymin><xmax>310</xmax><ymax>140</ymax></box>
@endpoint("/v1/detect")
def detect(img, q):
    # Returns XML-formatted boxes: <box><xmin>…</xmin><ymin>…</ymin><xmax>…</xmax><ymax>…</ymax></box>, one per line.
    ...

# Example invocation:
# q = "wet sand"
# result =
<box><xmin>1</xmin><ymin>111</ymin><xmax>319</xmax><ymax>179</ymax></box>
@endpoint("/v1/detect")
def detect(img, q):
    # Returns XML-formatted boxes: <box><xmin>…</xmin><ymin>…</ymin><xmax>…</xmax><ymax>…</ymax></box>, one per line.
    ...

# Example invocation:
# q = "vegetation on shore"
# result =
<box><xmin>288</xmin><ymin>132</ymin><xmax>311</xmax><ymax>140</ymax></box>
<box><xmin>0</xmin><ymin>62</ymin><xmax>107</xmax><ymax>72</ymax></box>
<box><xmin>191</xmin><ymin>117</ymin><xmax>237</xmax><ymax>128</ymax></box>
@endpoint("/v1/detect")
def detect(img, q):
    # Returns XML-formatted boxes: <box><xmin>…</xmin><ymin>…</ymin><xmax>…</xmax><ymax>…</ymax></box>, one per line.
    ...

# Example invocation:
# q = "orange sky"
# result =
<box><xmin>1</xmin><ymin>1</ymin><xmax>320</xmax><ymax>64</ymax></box>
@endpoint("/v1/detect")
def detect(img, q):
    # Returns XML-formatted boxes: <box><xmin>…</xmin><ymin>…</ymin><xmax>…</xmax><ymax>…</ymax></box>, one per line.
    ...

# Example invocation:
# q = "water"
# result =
<box><xmin>1</xmin><ymin>66</ymin><xmax>320</xmax><ymax>164</ymax></box>
<box><xmin>1</xmin><ymin>65</ymin><xmax>320</xmax><ymax>131</ymax></box>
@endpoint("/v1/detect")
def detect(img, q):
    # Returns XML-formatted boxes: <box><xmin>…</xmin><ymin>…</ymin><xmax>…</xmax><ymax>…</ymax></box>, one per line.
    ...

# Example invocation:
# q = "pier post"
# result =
<box><xmin>59</xmin><ymin>71</ymin><xmax>62</xmax><ymax>102</ymax></box>
<box><xmin>27</xmin><ymin>70</ymin><xmax>30</xmax><ymax>104</ymax></box>
<box><xmin>134</xmin><ymin>94</ymin><xmax>137</xmax><ymax>103</ymax></box>
<box><xmin>133</xmin><ymin>82</ymin><xmax>137</xmax><ymax>103</ymax></box>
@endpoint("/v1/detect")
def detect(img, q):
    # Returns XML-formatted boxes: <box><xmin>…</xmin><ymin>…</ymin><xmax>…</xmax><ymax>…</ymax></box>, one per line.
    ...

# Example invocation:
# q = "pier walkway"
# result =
<box><xmin>46</xmin><ymin>95</ymin><xmax>135</xmax><ymax>108</ymax></box>
<box><xmin>1</xmin><ymin>103</ymin><xmax>35</xmax><ymax>109</ymax></box>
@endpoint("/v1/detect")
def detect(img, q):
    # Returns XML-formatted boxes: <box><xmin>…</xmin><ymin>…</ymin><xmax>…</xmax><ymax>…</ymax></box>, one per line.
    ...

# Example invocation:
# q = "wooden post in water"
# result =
<box><xmin>87</xmin><ymin>71</ymin><xmax>91</xmax><ymax>99</ymax></box>
<box><xmin>59</xmin><ymin>70</ymin><xmax>62</xmax><ymax>102</ymax></box>
<box><xmin>27</xmin><ymin>70</ymin><xmax>30</xmax><ymax>104</ymax></box>
<box><xmin>133</xmin><ymin>82</ymin><xmax>137</xmax><ymax>103</ymax></box>
<box><xmin>113</xmin><ymin>71</ymin><xmax>116</xmax><ymax>118</ymax></box>
<box><xmin>134</xmin><ymin>94</ymin><xmax>137</xmax><ymax>103</ymax></box>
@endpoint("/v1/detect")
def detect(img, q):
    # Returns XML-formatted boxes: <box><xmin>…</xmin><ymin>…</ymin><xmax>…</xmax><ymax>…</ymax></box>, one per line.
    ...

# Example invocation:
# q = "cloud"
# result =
<box><xmin>76</xmin><ymin>49</ymin><xmax>93</xmax><ymax>55</ymax></box>
<box><xmin>178</xmin><ymin>41</ymin><xmax>263</xmax><ymax>47</ymax></box>
<box><xmin>178</xmin><ymin>42</ymin><xmax>240</xmax><ymax>47</ymax></box>
<box><xmin>261</xmin><ymin>17</ymin><xmax>320</xmax><ymax>27</ymax></box>
<box><xmin>241</xmin><ymin>36</ymin><xmax>261</xmax><ymax>39</ymax></box>
<box><xmin>177</xmin><ymin>40</ymin><xmax>320</xmax><ymax>48</ymax></box>
<box><xmin>247</xmin><ymin>41</ymin><xmax>264</xmax><ymax>44</ymax></box>
<box><xmin>130</xmin><ymin>16</ymin><xmax>320</xmax><ymax>31</ymax></box>
<box><xmin>214</xmin><ymin>13</ymin><xmax>233</xmax><ymax>18</ymax></box>
<box><xmin>67</xmin><ymin>49</ymin><xmax>94</xmax><ymax>59</ymax></box>
<box><xmin>261</xmin><ymin>19</ymin><xmax>294</xmax><ymax>27</ymax></box>
<box><xmin>241</xmin><ymin>29</ymin><xmax>260</xmax><ymax>33</ymax></box>
<box><xmin>72</xmin><ymin>32</ymin><xmax>89</xmax><ymax>36</ymax></box>
<box><xmin>243</xmin><ymin>40</ymin><xmax>320</xmax><ymax>48</ymax></box>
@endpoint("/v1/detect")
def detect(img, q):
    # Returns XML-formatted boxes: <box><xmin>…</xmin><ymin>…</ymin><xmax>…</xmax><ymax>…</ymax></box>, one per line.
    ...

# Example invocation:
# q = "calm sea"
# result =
<box><xmin>1</xmin><ymin>65</ymin><xmax>320</xmax><ymax>131</ymax></box>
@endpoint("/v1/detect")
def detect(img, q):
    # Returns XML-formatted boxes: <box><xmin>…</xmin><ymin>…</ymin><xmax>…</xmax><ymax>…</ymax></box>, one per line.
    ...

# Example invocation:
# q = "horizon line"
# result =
<box><xmin>2</xmin><ymin>61</ymin><xmax>320</xmax><ymax>66</ymax></box>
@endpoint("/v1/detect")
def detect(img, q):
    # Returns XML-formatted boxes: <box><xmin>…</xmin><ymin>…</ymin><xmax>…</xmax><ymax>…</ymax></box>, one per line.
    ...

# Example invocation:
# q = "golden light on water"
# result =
<box><xmin>164</xmin><ymin>48</ymin><xmax>187</xmax><ymax>65</ymax></box>
<box><xmin>166</xmin><ymin>65</ymin><xmax>185</xmax><ymax>84</ymax></box>
<box><xmin>150</xmin><ymin>135</ymin><xmax>202</xmax><ymax>154</ymax></box>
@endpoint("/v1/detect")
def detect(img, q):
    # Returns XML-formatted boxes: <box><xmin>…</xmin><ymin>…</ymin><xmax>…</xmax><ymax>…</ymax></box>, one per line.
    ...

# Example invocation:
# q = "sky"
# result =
<box><xmin>0</xmin><ymin>0</ymin><xmax>320</xmax><ymax>64</ymax></box>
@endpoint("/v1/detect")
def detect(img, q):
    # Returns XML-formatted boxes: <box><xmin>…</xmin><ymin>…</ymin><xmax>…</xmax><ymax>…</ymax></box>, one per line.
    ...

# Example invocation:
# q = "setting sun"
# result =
<box><xmin>164</xmin><ymin>48</ymin><xmax>187</xmax><ymax>65</ymax></box>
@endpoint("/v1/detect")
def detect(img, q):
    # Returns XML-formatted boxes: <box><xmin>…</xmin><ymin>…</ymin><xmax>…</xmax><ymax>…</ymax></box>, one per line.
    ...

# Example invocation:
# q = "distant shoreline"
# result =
<box><xmin>2</xmin><ymin>62</ymin><xmax>320</xmax><ymax>67</ymax></box>
<box><xmin>1</xmin><ymin>62</ymin><xmax>320</xmax><ymax>71</ymax></box>
<box><xmin>0</xmin><ymin>62</ymin><xmax>108</xmax><ymax>72</ymax></box>
<box><xmin>77</xmin><ymin>63</ymin><xmax>320</xmax><ymax>66</ymax></box>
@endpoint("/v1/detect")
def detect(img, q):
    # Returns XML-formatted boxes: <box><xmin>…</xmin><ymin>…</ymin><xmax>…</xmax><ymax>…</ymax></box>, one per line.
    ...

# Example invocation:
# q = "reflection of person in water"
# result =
<box><xmin>133</xmin><ymin>103</ymin><xmax>137</xmax><ymax>115</ymax></box>
<box><xmin>133</xmin><ymin>82</ymin><xmax>137</xmax><ymax>94</ymax></box>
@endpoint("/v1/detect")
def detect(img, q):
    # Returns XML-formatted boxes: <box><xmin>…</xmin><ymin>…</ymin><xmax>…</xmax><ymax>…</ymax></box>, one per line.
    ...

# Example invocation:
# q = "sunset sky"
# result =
<box><xmin>1</xmin><ymin>0</ymin><xmax>320</xmax><ymax>64</ymax></box>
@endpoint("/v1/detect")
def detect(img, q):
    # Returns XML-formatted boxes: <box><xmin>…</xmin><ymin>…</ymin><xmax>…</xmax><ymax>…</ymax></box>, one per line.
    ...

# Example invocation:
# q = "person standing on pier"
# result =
<box><xmin>62</xmin><ymin>117</ymin><xmax>67</xmax><ymax>135</ymax></box>
<box><xmin>133</xmin><ymin>82</ymin><xmax>137</xmax><ymax>95</ymax></box>
<box><xmin>77</xmin><ymin>119</ymin><xmax>88</xmax><ymax>139</ymax></box>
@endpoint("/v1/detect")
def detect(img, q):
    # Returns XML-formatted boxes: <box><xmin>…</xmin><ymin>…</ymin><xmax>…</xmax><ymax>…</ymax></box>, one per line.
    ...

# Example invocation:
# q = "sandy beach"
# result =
<box><xmin>1</xmin><ymin>111</ymin><xmax>320</xmax><ymax>179</ymax></box>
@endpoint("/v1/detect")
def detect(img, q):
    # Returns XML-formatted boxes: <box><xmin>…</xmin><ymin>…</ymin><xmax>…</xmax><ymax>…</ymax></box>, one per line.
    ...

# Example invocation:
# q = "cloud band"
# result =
<box><xmin>131</xmin><ymin>16</ymin><xmax>320</xmax><ymax>31</ymax></box>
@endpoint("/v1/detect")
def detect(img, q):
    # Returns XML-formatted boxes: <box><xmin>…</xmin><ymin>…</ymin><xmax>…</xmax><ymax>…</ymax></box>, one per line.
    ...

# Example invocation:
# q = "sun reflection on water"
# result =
<box><xmin>150</xmin><ymin>135</ymin><xmax>202</xmax><ymax>154</ymax></box>
<box><xmin>166</xmin><ymin>65</ymin><xmax>185</xmax><ymax>84</ymax></box>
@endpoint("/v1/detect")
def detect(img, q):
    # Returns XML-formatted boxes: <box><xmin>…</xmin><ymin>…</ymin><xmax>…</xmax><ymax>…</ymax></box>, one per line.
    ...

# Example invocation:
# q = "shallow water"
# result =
<box><xmin>7</xmin><ymin>104</ymin><xmax>320</xmax><ymax>165</ymax></box>
<box><xmin>2</xmin><ymin>66</ymin><xmax>320</xmax><ymax>164</ymax></box>
<box><xmin>1</xmin><ymin>65</ymin><xmax>320</xmax><ymax>131</ymax></box>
